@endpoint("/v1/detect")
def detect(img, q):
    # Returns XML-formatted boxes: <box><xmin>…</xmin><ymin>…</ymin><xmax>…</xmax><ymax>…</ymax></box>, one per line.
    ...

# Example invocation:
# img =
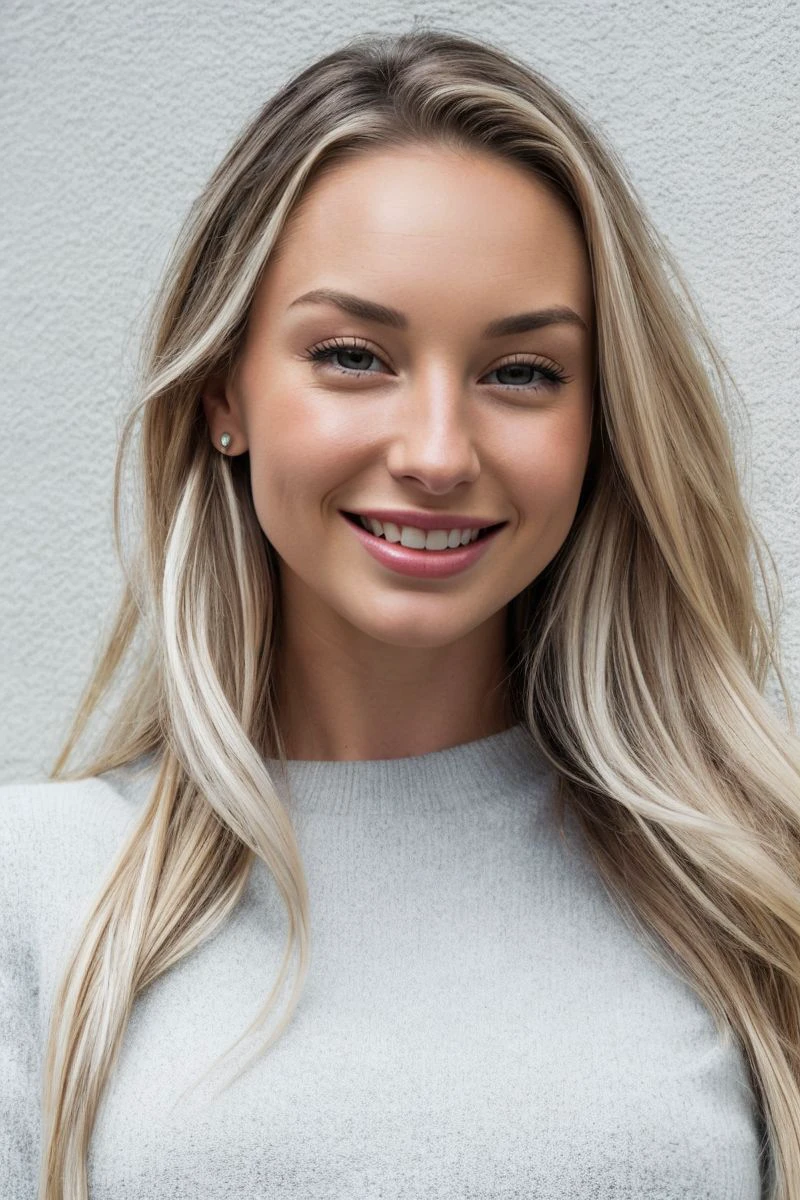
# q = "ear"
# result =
<box><xmin>199</xmin><ymin>371</ymin><xmax>248</xmax><ymax>455</ymax></box>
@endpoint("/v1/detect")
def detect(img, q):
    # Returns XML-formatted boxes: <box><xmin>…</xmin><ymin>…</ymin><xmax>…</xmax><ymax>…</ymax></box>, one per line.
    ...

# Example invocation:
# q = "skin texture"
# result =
<box><xmin>201</xmin><ymin>143</ymin><xmax>595</xmax><ymax>761</ymax></box>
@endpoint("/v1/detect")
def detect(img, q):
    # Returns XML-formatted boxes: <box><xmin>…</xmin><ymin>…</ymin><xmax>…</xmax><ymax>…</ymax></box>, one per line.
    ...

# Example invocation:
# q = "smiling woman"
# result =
<box><xmin>199</xmin><ymin>142</ymin><xmax>594</xmax><ymax>756</ymax></box>
<box><xmin>2</xmin><ymin>24</ymin><xmax>800</xmax><ymax>1200</ymax></box>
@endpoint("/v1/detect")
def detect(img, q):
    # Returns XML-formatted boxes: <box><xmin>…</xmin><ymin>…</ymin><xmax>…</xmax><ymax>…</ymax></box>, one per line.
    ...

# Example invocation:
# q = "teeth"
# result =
<box><xmin>360</xmin><ymin>516</ymin><xmax>482</xmax><ymax>549</ymax></box>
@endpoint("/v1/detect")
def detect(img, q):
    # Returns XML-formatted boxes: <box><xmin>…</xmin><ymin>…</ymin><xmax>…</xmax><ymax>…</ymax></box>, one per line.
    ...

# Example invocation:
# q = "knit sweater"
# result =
<box><xmin>1</xmin><ymin>722</ymin><xmax>766</xmax><ymax>1198</ymax></box>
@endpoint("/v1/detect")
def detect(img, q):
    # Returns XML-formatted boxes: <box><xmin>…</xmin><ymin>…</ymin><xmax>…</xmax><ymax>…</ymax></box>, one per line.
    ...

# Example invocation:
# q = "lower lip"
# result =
<box><xmin>340</xmin><ymin>513</ymin><xmax>505</xmax><ymax>579</ymax></box>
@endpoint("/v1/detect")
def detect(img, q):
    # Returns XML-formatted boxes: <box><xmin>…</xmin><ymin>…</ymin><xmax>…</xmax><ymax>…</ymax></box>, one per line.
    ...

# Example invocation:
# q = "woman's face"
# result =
<box><xmin>205</xmin><ymin>143</ymin><xmax>594</xmax><ymax>653</ymax></box>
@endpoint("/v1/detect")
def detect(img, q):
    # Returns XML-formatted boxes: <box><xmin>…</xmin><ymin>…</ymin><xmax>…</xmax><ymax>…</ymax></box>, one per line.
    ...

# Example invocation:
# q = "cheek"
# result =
<box><xmin>244</xmin><ymin>403</ymin><xmax>358</xmax><ymax>533</ymax></box>
<box><xmin>513</xmin><ymin>407</ymin><xmax>591</xmax><ymax>507</ymax></box>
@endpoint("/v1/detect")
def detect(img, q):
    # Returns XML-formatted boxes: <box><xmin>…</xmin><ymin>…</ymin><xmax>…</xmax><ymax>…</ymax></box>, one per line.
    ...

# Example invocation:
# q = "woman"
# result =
<box><xmin>2</xmin><ymin>26</ymin><xmax>798</xmax><ymax>1200</ymax></box>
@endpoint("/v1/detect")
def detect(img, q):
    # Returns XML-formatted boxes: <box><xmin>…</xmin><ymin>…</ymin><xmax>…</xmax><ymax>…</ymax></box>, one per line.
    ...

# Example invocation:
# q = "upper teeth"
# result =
<box><xmin>359</xmin><ymin>516</ymin><xmax>481</xmax><ymax>549</ymax></box>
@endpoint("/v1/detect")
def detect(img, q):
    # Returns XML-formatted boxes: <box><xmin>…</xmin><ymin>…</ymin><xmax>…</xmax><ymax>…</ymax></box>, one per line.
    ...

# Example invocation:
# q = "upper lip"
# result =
<box><xmin>342</xmin><ymin>508</ymin><xmax>506</xmax><ymax>532</ymax></box>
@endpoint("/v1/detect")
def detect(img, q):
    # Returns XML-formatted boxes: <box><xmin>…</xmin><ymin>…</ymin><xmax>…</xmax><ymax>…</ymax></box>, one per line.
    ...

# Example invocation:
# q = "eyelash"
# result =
<box><xmin>304</xmin><ymin>336</ymin><xmax>570</xmax><ymax>393</ymax></box>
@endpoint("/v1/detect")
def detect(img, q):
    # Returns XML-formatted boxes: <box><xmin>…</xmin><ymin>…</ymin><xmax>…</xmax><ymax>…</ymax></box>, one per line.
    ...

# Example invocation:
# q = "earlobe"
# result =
<box><xmin>200</xmin><ymin>373</ymin><xmax>247</xmax><ymax>455</ymax></box>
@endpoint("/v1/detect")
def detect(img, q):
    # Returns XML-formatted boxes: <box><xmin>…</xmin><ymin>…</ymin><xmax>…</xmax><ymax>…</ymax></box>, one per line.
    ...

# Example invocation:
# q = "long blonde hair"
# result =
<box><xmin>42</xmin><ymin>27</ymin><xmax>800</xmax><ymax>1198</ymax></box>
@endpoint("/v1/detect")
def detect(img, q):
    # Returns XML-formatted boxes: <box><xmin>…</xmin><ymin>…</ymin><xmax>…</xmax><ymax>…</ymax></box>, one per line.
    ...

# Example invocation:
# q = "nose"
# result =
<box><xmin>384</xmin><ymin>370</ymin><xmax>481</xmax><ymax>495</ymax></box>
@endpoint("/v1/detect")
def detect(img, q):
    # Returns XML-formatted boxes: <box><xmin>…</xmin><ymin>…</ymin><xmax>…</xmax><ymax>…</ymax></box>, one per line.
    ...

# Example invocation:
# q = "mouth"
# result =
<box><xmin>341</xmin><ymin>512</ymin><xmax>507</xmax><ymax>543</ymax></box>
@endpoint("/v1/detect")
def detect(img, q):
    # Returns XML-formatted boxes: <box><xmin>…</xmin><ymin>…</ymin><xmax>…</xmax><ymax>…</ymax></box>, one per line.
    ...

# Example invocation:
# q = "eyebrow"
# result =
<box><xmin>287</xmin><ymin>287</ymin><xmax>589</xmax><ymax>337</ymax></box>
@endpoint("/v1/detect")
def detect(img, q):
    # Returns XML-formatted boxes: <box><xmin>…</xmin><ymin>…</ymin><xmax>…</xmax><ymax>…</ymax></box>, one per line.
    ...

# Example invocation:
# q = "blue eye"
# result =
<box><xmin>304</xmin><ymin>337</ymin><xmax>570</xmax><ymax>391</ymax></box>
<box><xmin>308</xmin><ymin>340</ymin><xmax>383</xmax><ymax>376</ymax></box>
<box><xmin>486</xmin><ymin>359</ymin><xmax>568</xmax><ymax>389</ymax></box>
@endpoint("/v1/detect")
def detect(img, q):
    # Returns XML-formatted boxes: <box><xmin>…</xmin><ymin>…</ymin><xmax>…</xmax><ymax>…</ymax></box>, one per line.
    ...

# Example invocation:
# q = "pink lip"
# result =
<box><xmin>341</xmin><ymin>512</ymin><xmax>503</xmax><ymax>579</ymax></box>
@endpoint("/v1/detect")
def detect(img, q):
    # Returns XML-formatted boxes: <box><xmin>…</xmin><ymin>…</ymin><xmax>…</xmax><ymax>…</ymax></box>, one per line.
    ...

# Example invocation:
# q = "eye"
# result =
<box><xmin>485</xmin><ymin>353</ymin><xmax>570</xmax><ymax>391</ymax></box>
<box><xmin>306</xmin><ymin>337</ymin><xmax>384</xmax><ymax>376</ymax></box>
<box><xmin>304</xmin><ymin>338</ymin><xmax>570</xmax><ymax>393</ymax></box>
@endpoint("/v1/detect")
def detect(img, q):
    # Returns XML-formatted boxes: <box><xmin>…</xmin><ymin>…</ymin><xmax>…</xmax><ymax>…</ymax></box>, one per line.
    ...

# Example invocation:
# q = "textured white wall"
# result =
<box><xmin>1</xmin><ymin>0</ymin><xmax>798</xmax><ymax>781</ymax></box>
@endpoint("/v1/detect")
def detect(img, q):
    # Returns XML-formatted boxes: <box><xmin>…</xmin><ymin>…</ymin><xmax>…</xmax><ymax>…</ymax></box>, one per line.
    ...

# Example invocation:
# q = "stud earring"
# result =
<box><xmin>220</xmin><ymin>433</ymin><xmax>232</xmax><ymax>450</ymax></box>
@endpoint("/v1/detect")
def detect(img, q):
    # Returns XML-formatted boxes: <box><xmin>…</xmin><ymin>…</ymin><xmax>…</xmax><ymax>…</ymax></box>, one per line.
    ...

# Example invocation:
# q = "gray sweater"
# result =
<box><xmin>1</xmin><ymin>722</ymin><xmax>766</xmax><ymax>1197</ymax></box>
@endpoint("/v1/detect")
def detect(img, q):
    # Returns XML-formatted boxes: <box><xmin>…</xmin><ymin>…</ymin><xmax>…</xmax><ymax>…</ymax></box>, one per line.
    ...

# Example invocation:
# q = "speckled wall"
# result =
<box><xmin>1</xmin><ymin>0</ymin><xmax>797</xmax><ymax>781</ymax></box>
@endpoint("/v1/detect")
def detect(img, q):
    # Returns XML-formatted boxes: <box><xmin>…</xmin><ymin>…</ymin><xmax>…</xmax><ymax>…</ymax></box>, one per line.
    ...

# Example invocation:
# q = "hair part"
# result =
<box><xmin>42</xmin><ymin>26</ymin><xmax>799</xmax><ymax>1198</ymax></box>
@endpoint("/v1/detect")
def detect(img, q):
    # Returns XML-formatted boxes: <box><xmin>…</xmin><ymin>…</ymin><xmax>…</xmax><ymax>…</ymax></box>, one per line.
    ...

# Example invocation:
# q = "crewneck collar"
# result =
<box><xmin>263</xmin><ymin>721</ymin><xmax>553</xmax><ymax>817</ymax></box>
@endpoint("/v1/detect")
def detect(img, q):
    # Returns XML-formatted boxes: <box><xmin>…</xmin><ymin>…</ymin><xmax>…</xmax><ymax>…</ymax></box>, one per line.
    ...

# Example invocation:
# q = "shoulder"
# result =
<box><xmin>0</xmin><ymin>754</ymin><xmax>160</xmax><ymax>937</ymax></box>
<box><xmin>0</xmin><ymin>752</ymin><xmax>158</xmax><ymax>859</ymax></box>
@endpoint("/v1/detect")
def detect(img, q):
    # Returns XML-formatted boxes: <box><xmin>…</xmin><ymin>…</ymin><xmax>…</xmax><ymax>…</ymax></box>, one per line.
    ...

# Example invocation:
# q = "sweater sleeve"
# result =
<box><xmin>0</xmin><ymin>785</ymin><xmax>43</xmax><ymax>1200</ymax></box>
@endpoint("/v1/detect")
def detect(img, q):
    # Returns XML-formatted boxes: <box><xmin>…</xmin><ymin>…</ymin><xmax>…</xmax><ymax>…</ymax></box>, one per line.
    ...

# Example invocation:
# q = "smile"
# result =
<box><xmin>349</xmin><ymin>512</ymin><xmax>501</xmax><ymax>549</ymax></box>
<box><xmin>340</xmin><ymin>511</ymin><xmax>507</xmax><ymax>579</ymax></box>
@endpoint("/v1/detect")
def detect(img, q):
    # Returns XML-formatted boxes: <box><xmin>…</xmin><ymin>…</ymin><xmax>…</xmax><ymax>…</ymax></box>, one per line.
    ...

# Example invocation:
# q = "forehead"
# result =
<box><xmin>256</xmin><ymin>144</ymin><xmax>593</xmax><ymax>327</ymax></box>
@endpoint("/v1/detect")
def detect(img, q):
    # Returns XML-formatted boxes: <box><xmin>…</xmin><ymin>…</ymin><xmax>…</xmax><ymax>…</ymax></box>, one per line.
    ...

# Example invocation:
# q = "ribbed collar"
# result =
<box><xmin>263</xmin><ymin>721</ymin><xmax>553</xmax><ymax>817</ymax></box>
